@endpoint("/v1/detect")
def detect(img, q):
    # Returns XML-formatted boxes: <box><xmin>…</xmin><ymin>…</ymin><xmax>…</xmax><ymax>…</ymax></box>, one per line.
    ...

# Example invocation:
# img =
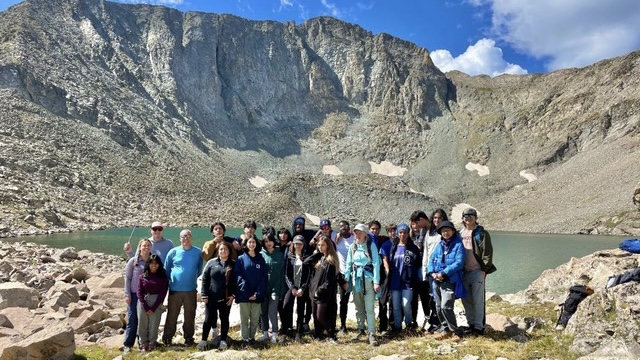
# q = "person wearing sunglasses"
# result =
<box><xmin>459</xmin><ymin>208</ymin><xmax>496</xmax><ymax>337</ymax></box>
<box><xmin>123</xmin><ymin>221</ymin><xmax>174</xmax><ymax>264</ymax></box>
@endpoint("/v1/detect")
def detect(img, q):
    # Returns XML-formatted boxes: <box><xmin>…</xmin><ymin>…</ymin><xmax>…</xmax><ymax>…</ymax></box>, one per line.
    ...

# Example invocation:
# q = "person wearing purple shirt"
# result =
<box><xmin>136</xmin><ymin>254</ymin><xmax>169</xmax><ymax>352</ymax></box>
<box><xmin>122</xmin><ymin>238</ymin><xmax>151</xmax><ymax>354</ymax></box>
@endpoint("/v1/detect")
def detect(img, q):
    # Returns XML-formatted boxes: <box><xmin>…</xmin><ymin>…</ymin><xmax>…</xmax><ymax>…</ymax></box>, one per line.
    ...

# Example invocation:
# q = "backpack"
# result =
<box><xmin>351</xmin><ymin>234</ymin><xmax>374</xmax><ymax>260</ymax></box>
<box><xmin>619</xmin><ymin>239</ymin><xmax>640</xmax><ymax>254</ymax></box>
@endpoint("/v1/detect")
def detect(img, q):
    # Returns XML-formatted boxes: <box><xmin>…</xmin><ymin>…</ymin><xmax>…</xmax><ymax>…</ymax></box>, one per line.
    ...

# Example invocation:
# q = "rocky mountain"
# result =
<box><xmin>0</xmin><ymin>0</ymin><xmax>639</xmax><ymax>236</ymax></box>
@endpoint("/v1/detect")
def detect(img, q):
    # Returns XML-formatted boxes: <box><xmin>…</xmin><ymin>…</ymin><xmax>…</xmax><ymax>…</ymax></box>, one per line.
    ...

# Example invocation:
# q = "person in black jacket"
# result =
<box><xmin>389</xmin><ymin>224</ymin><xmax>421</xmax><ymax>333</ymax></box>
<box><xmin>282</xmin><ymin>235</ymin><xmax>311</xmax><ymax>342</ymax></box>
<box><xmin>306</xmin><ymin>235</ymin><xmax>339</xmax><ymax>342</ymax></box>
<box><xmin>198</xmin><ymin>241</ymin><xmax>236</xmax><ymax>351</ymax></box>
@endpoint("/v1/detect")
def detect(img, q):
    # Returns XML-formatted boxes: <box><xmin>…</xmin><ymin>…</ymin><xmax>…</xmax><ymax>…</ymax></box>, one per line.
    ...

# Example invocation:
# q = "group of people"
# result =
<box><xmin>121</xmin><ymin>208</ymin><xmax>495</xmax><ymax>353</ymax></box>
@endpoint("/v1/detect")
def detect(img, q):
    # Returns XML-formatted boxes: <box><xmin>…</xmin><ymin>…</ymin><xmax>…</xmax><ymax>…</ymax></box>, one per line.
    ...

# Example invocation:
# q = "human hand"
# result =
<box><xmin>249</xmin><ymin>294</ymin><xmax>257</xmax><ymax>301</ymax></box>
<box><xmin>226</xmin><ymin>296</ymin><xmax>234</xmax><ymax>306</ymax></box>
<box><xmin>374</xmin><ymin>284</ymin><xmax>380</xmax><ymax>293</ymax></box>
<box><xmin>125</xmin><ymin>296</ymin><xmax>131</xmax><ymax>305</ymax></box>
<box><xmin>297</xmin><ymin>289</ymin><xmax>304</xmax><ymax>297</ymax></box>
<box><xmin>342</xmin><ymin>283</ymin><xmax>348</xmax><ymax>292</ymax></box>
<box><xmin>146</xmin><ymin>310</ymin><xmax>153</xmax><ymax>316</ymax></box>
<box><xmin>292</xmin><ymin>289</ymin><xmax>298</xmax><ymax>297</ymax></box>
<box><xmin>202</xmin><ymin>298</ymin><xmax>208</xmax><ymax>304</ymax></box>
<box><xmin>123</xmin><ymin>243</ymin><xmax>131</xmax><ymax>252</ymax></box>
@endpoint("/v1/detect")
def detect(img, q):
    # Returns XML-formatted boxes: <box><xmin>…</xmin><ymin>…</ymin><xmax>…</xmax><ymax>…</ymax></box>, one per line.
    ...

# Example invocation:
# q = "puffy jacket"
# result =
<box><xmin>234</xmin><ymin>252</ymin><xmax>268</xmax><ymax>303</ymax></box>
<box><xmin>285</xmin><ymin>249</ymin><xmax>310</xmax><ymax>292</ymax></box>
<box><xmin>427</xmin><ymin>233</ymin><xmax>465</xmax><ymax>285</ymax></box>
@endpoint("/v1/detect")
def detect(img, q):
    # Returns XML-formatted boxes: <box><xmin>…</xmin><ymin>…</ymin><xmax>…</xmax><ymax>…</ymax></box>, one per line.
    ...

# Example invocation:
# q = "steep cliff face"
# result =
<box><xmin>0</xmin><ymin>0</ymin><xmax>638</xmax><ymax>235</ymax></box>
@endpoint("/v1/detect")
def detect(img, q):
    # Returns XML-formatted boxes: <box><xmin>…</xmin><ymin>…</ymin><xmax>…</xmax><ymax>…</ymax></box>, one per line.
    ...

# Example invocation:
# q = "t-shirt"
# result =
<box><xmin>334</xmin><ymin>234</ymin><xmax>354</xmax><ymax>274</ymax></box>
<box><xmin>462</xmin><ymin>229</ymin><xmax>481</xmax><ymax>272</ymax></box>
<box><xmin>390</xmin><ymin>245</ymin><xmax>407</xmax><ymax>291</ymax></box>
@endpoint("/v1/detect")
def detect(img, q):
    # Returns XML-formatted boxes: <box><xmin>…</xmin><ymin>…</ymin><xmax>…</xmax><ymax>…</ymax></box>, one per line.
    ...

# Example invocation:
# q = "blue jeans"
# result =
<box><xmin>124</xmin><ymin>292</ymin><xmax>138</xmax><ymax>347</ymax></box>
<box><xmin>392</xmin><ymin>289</ymin><xmax>413</xmax><ymax>329</ymax></box>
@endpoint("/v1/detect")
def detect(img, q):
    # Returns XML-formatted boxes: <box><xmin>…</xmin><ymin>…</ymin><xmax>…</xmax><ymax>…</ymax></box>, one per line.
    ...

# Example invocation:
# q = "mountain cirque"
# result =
<box><xmin>0</xmin><ymin>0</ymin><xmax>639</xmax><ymax>237</ymax></box>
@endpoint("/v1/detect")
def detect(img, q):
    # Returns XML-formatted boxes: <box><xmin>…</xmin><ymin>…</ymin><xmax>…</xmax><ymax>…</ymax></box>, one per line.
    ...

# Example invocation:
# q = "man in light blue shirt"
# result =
<box><xmin>162</xmin><ymin>229</ymin><xmax>203</xmax><ymax>346</ymax></box>
<box><xmin>123</xmin><ymin>221</ymin><xmax>174</xmax><ymax>264</ymax></box>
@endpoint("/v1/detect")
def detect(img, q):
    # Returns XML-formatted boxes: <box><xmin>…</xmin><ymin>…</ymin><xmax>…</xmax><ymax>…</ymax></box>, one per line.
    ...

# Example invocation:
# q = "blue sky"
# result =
<box><xmin>2</xmin><ymin>0</ymin><xmax>640</xmax><ymax>76</ymax></box>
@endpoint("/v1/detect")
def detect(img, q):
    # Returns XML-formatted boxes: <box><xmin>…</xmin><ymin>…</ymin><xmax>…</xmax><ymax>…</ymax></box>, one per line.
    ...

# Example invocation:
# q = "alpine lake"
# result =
<box><xmin>1</xmin><ymin>227</ymin><xmax>628</xmax><ymax>294</ymax></box>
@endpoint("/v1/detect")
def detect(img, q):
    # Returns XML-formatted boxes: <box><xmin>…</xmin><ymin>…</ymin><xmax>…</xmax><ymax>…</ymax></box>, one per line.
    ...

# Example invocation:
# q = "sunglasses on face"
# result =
<box><xmin>320</xmin><ymin>226</ymin><xmax>329</xmax><ymax>230</ymax></box>
<box><xmin>151</xmin><ymin>227</ymin><xmax>163</xmax><ymax>231</ymax></box>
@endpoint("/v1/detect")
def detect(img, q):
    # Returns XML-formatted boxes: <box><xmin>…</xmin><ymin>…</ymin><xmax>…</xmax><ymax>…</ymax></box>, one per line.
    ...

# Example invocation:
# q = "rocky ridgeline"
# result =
<box><xmin>0</xmin><ymin>0</ymin><xmax>639</xmax><ymax>237</ymax></box>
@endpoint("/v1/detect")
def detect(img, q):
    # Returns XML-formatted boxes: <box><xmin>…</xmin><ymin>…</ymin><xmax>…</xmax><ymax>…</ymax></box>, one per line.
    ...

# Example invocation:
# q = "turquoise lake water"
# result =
<box><xmin>1</xmin><ymin>227</ymin><xmax>627</xmax><ymax>294</ymax></box>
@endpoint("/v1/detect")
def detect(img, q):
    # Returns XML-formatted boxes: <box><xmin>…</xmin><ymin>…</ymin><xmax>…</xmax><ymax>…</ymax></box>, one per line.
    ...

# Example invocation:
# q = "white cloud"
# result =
<box><xmin>280</xmin><ymin>0</ymin><xmax>294</xmax><ymax>6</ymax></box>
<box><xmin>320</xmin><ymin>0</ymin><xmax>341</xmax><ymax>18</ymax></box>
<box><xmin>356</xmin><ymin>2</ymin><xmax>374</xmax><ymax>11</ymax></box>
<box><xmin>486</xmin><ymin>0</ymin><xmax>640</xmax><ymax>70</ymax></box>
<box><xmin>431</xmin><ymin>38</ymin><xmax>528</xmax><ymax>76</ymax></box>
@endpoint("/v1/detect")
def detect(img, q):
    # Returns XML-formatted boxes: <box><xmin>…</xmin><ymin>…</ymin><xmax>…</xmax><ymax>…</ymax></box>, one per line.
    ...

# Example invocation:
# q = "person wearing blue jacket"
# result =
<box><xmin>427</xmin><ymin>221</ymin><xmax>466</xmax><ymax>342</ymax></box>
<box><xmin>234</xmin><ymin>235</ymin><xmax>268</xmax><ymax>347</ymax></box>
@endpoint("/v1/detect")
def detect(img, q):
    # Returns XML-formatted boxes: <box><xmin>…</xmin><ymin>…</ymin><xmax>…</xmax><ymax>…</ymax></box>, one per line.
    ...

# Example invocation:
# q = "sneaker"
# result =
<box><xmin>380</xmin><ymin>330</ymin><xmax>389</xmax><ymax>337</ymax></box>
<box><xmin>257</xmin><ymin>331</ymin><xmax>269</xmax><ymax>342</ymax></box>
<box><xmin>196</xmin><ymin>340</ymin><xmax>208</xmax><ymax>351</ymax></box>
<box><xmin>162</xmin><ymin>338</ymin><xmax>172</xmax><ymax>347</ymax></box>
<box><xmin>327</xmin><ymin>337</ymin><xmax>337</xmax><ymax>344</ymax></box>
<box><xmin>368</xmin><ymin>334</ymin><xmax>378</xmax><ymax>346</ymax></box>
<box><xmin>278</xmin><ymin>334</ymin><xmax>286</xmax><ymax>343</ymax></box>
<box><xmin>427</xmin><ymin>324</ymin><xmax>440</xmax><ymax>334</ymax></box>
<box><xmin>270</xmin><ymin>334</ymin><xmax>277</xmax><ymax>344</ymax></box>
<box><xmin>434</xmin><ymin>331</ymin><xmax>454</xmax><ymax>341</ymax></box>
<box><xmin>122</xmin><ymin>346</ymin><xmax>131</xmax><ymax>354</ymax></box>
<box><xmin>294</xmin><ymin>333</ymin><xmax>302</xmax><ymax>343</ymax></box>
<box><xmin>219</xmin><ymin>340</ymin><xmax>228</xmax><ymax>350</ymax></box>
<box><xmin>242</xmin><ymin>339</ymin><xmax>250</xmax><ymax>348</ymax></box>
<box><xmin>350</xmin><ymin>329</ymin><xmax>365</xmax><ymax>341</ymax></box>
<box><xmin>338</xmin><ymin>327</ymin><xmax>347</xmax><ymax>336</ymax></box>
<box><xmin>302</xmin><ymin>323</ymin><xmax>311</xmax><ymax>333</ymax></box>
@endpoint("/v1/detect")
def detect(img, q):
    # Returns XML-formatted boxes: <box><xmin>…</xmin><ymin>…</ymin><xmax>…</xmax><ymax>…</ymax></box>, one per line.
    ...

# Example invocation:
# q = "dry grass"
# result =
<box><xmin>75</xmin><ymin>301</ymin><xmax>579</xmax><ymax>360</ymax></box>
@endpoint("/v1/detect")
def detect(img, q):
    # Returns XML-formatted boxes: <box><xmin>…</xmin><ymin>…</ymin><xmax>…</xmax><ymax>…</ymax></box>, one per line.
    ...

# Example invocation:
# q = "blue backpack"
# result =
<box><xmin>619</xmin><ymin>239</ymin><xmax>640</xmax><ymax>253</ymax></box>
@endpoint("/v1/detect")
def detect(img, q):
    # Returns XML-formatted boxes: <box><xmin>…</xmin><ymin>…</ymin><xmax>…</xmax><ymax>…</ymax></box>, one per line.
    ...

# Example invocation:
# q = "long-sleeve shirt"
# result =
<box><xmin>137</xmin><ymin>273</ymin><xmax>169</xmax><ymax>312</ymax></box>
<box><xmin>234</xmin><ymin>252</ymin><xmax>268</xmax><ymax>303</ymax></box>
<box><xmin>165</xmin><ymin>245</ymin><xmax>204</xmax><ymax>292</ymax></box>
<box><xmin>124</xmin><ymin>255</ymin><xmax>146</xmax><ymax>295</ymax></box>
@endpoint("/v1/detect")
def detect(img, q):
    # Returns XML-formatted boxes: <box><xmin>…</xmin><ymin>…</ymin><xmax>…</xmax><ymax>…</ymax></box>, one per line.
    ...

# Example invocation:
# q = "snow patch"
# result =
<box><xmin>519</xmin><ymin>170</ymin><xmax>538</xmax><ymax>182</ymax></box>
<box><xmin>409</xmin><ymin>188</ymin><xmax>426</xmax><ymax>196</ymax></box>
<box><xmin>323</xmin><ymin>165</ymin><xmax>343</xmax><ymax>176</ymax></box>
<box><xmin>465</xmin><ymin>162</ymin><xmax>490</xmax><ymax>176</ymax></box>
<box><xmin>369</xmin><ymin>161</ymin><xmax>407</xmax><ymax>177</ymax></box>
<box><xmin>249</xmin><ymin>176</ymin><xmax>268</xmax><ymax>188</ymax></box>
<box><xmin>304</xmin><ymin>213</ymin><xmax>320</xmax><ymax>226</ymax></box>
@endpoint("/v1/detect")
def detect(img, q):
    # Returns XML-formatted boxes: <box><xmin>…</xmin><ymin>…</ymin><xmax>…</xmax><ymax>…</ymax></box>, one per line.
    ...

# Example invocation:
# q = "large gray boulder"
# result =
<box><xmin>44</xmin><ymin>281</ymin><xmax>81</xmax><ymax>311</ymax></box>
<box><xmin>0</xmin><ymin>282</ymin><xmax>40</xmax><ymax>310</ymax></box>
<box><xmin>0</xmin><ymin>323</ymin><xmax>75</xmax><ymax>360</ymax></box>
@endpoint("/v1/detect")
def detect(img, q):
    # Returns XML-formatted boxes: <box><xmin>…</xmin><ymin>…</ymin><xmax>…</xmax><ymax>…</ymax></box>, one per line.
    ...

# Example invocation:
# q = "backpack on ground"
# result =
<box><xmin>619</xmin><ymin>239</ymin><xmax>640</xmax><ymax>254</ymax></box>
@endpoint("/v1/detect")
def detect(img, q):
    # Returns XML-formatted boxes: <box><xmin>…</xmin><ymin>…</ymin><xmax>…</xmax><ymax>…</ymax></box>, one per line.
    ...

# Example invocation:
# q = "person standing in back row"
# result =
<box><xmin>460</xmin><ymin>208</ymin><xmax>496</xmax><ymax>336</ymax></box>
<box><xmin>409</xmin><ymin>211</ymin><xmax>438</xmax><ymax>331</ymax></box>
<box><xmin>123</xmin><ymin>221</ymin><xmax>174</xmax><ymax>264</ymax></box>
<box><xmin>162</xmin><ymin>229</ymin><xmax>203</xmax><ymax>347</ymax></box>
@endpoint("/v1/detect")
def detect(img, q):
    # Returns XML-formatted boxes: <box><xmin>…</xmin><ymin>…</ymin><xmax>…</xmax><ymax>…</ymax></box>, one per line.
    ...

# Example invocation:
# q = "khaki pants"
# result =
<box><xmin>162</xmin><ymin>290</ymin><xmax>197</xmax><ymax>342</ymax></box>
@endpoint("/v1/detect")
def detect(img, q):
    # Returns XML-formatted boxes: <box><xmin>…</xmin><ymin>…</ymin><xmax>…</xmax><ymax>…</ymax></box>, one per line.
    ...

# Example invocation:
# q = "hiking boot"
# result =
<box><xmin>184</xmin><ymin>338</ymin><xmax>196</xmax><ymax>347</ymax></box>
<box><xmin>122</xmin><ymin>346</ymin><xmax>131</xmax><ymax>354</ymax></box>
<box><xmin>196</xmin><ymin>340</ymin><xmax>208</xmax><ymax>351</ymax></box>
<box><xmin>350</xmin><ymin>329</ymin><xmax>365</xmax><ymax>341</ymax></box>
<box><xmin>257</xmin><ymin>331</ymin><xmax>269</xmax><ymax>342</ymax></box>
<box><xmin>368</xmin><ymin>334</ymin><xmax>378</xmax><ymax>346</ymax></box>
<box><xmin>242</xmin><ymin>339</ymin><xmax>250</xmax><ymax>348</ymax></box>
<box><xmin>219</xmin><ymin>340</ymin><xmax>228</xmax><ymax>350</ymax></box>
<box><xmin>434</xmin><ymin>331</ymin><xmax>454</xmax><ymax>341</ymax></box>
<box><xmin>162</xmin><ymin>338</ymin><xmax>172</xmax><ymax>347</ymax></box>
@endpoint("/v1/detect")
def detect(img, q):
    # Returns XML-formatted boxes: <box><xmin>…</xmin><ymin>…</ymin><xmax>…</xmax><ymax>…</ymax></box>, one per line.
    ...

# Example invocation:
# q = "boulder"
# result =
<box><xmin>577</xmin><ymin>338</ymin><xmax>640</xmax><ymax>360</ymax></box>
<box><xmin>0</xmin><ymin>313</ymin><xmax>13</xmax><ymax>328</ymax></box>
<box><xmin>0</xmin><ymin>282</ymin><xmax>40</xmax><ymax>310</ymax></box>
<box><xmin>0</xmin><ymin>308</ymin><xmax>51</xmax><ymax>337</ymax></box>
<box><xmin>44</xmin><ymin>281</ymin><xmax>81</xmax><ymax>311</ymax></box>
<box><xmin>72</xmin><ymin>268</ymin><xmax>88</xmax><ymax>282</ymax></box>
<box><xmin>72</xmin><ymin>308</ymin><xmax>108</xmax><ymax>332</ymax></box>
<box><xmin>67</xmin><ymin>302</ymin><xmax>93</xmax><ymax>318</ymax></box>
<box><xmin>0</xmin><ymin>323</ymin><xmax>75</xmax><ymax>360</ymax></box>
<box><xmin>58</xmin><ymin>247</ymin><xmax>78</xmax><ymax>261</ymax></box>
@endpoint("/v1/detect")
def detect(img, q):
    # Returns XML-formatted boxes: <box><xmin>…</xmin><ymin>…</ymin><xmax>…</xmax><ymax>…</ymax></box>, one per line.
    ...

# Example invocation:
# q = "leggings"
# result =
<box><xmin>202</xmin><ymin>300</ymin><xmax>231</xmax><ymax>341</ymax></box>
